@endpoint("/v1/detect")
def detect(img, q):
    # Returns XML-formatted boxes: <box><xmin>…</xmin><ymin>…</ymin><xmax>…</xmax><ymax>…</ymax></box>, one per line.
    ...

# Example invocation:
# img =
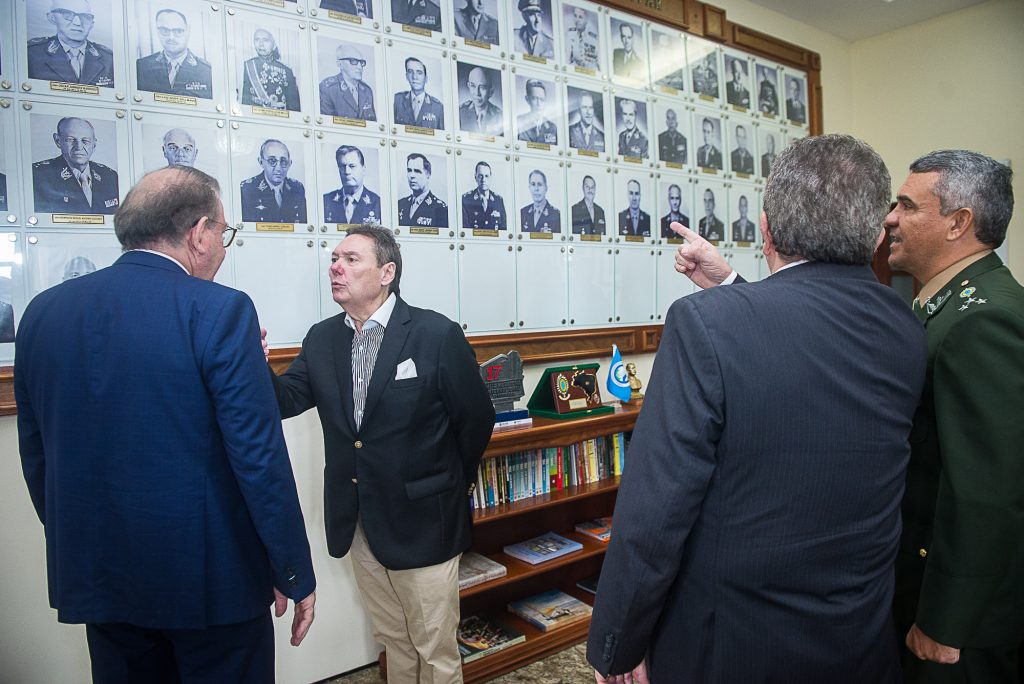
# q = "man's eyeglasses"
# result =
<box><xmin>207</xmin><ymin>218</ymin><xmax>237</xmax><ymax>247</ymax></box>
<box><xmin>51</xmin><ymin>8</ymin><xmax>95</xmax><ymax>24</ymax></box>
<box><xmin>339</xmin><ymin>58</ymin><xmax>367</xmax><ymax>67</ymax></box>
<box><xmin>261</xmin><ymin>156</ymin><xmax>292</xmax><ymax>168</ymax></box>
<box><xmin>157</xmin><ymin>27</ymin><xmax>188</xmax><ymax>38</ymax></box>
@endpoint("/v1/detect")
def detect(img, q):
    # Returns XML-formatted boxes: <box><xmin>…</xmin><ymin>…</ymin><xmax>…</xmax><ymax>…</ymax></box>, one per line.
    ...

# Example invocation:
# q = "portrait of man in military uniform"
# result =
<box><xmin>390</xmin><ymin>0</ymin><xmax>441</xmax><ymax>32</ymax></box>
<box><xmin>318</xmin><ymin>42</ymin><xmax>377</xmax><ymax>121</ymax></box>
<box><xmin>756</xmin><ymin>64</ymin><xmax>779</xmax><ymax>116</ymax></box>
<box><xmin>657</xmin><ymin>108</ymin><xmax>687</xmax><ymax>165</ymax></box>
<box><xmin>321</xmin><ymin>0</ymin><xmax>373</xmax><ymax>18</ymax></box>
<box><xmin>514</xmin><ymin>0</ymin><xmax>554</xmax><ymax>60</ymax></box>
<box><xmin>28</xmin><ymin>0</ymin><xmax>115</xmax><ymax>88</ymax></box>
<box><xmin>730</xmin><ymin>124</ymin><xmax>755</xmax><ymax>176</ymax></box>
<box><xmin>32</xmin><ymin>116</ymin><xmax>119</xmax><ymax>214</ymax></box>
<box><xmin>239</xmin><ymin>139</ymin><xmax>307</xmax><ymax>223</ymax></box>
<box><xmin>567</xmin><ymin>88</ymin><xmax>604</xmax><ymax>154</ymax></box>
<box><xmin>136</xmin><ymin>9</ymin><xmax>212</xmax><ymax>99</ymax></box>
<box><xmin>785</xmin><ymin>75</ymin><xmax>807</xmax><ymax>124</ymax></box>
<box><xmin>760</xmin><ymin>131</ymin><xmax>777</xmax><ymax>178</ymax></box>
<box><xmin>611</xmin><ymin>20</ymin><xmax>645</xmax><ymax>82</ymax></box>
<box><xmin>161</xmin><ymin>128</ymin><xmax>198</xmax><ymax>167</ymax></box>
<box><xmin>516</xmin><ymin>78</ymin><xmax>557</xmax><ymax>146</ymax></box>
<box><xmin>461</xmin><ymin>161</ymin><xmax>506</xmax><ymax>230</ymax></box>
<box><xmin>519</xmin><ymin>169</ymin><xmax>560</xmax><ymax>233</ymax></box>
<box><xmin>570</xmin><ymin>174</ymin><xmax>605</xmax><ymax>235</ymax></box>
<box><xmin>691</xmin><ymin>51</ymin><xmax>719</xmax><ymax>100</ymax></box>
<box><xmin>660</xmin><ymin>183</ymin><xmax>689</xmax><ymax>238</ymax></box>
<box><xmin>563</xmin><ymin>4</ymin><xmax>598</xmax><ymax>72</ymax></box>
<box><xmin>615</xmin><ymin>97</ymin><xmax>648</xmax><ymax>160</ymax></box>
<box><xmin>732</xmin><ymin>194</ymin><xmax>756</xmax><ymax>242</ymax></box>
<box><xmin>724</xmin><ymin>55</ymin><xmax>750</xmax><ymax>109</ymax></box>
<box><xmin>63</xmin><ymin>255</ymin><xmax>97</xmax><ymax>280</ymax></box>
<box><xmin>695</xmin><ymin>115</ymin><xmax>723</xmax><ymax>171</ymax></box>
<box><xmin>618</xmin><ymin>179</ymin><xmax>650</xmax><ymax>237</ymax></box>
<box><xmin>240</xmin><ymin>29</ymin><xmax>301</xmax><ymax>112</ymax></box>
<box><xmin>457</xmin><ymin>63</ymin><xmax>503</xmax><ymax>137</ymax></box>
<box><xmin>397</xmin><ymin>152</ymin><xmax>448</xmax><ymax>228</ymax></box>
<box><xmin>697</xmin><ymin>187</ymin><xmax>724</xmax><ymax>241</ymax></box>
<box><xmin>323</xmin><ymin>144</ymin><xmax>381</xmax><ymax>225</ymax></box>
<box><xmin>453</xmin><ymin>0</ymin><xmax>499</xmax><ymax>46</ymax></box>
<box><xmin>393</xmin><ymin>57</ymin><xmax>445</xmax><ymax>130</ymax></box>
<box><xmin>651</xmin><ymin>30</ymin><xmax>685</xmax><ymax>92</ymax></box>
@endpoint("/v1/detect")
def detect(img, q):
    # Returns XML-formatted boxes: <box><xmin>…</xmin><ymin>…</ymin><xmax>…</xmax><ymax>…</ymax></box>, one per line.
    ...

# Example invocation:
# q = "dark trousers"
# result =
<box><xmin>86</xmin><ymin>612</ymin><xmax>274</xmax><ymax>684</ymax></box>
<box><xmin>901</xmin><ymin>641</ymin><xmax>1021</xmax><ymax>684</ymax></box>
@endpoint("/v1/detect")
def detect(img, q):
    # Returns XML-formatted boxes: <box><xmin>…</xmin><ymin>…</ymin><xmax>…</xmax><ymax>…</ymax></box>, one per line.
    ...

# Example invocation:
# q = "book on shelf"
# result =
<box><xmin>574</xmin><ymin>516</ymin><xmax>612</xmax><ymax>542</ymax></box>
<box><xmin>503</xmin><ymin>531</ymin><xmax>583</xmax><ymax>565</ymax></box>
<box><xmin>575</xmin><ymin>573</ymin><xmax>600</xmax><ymax>595</ymax></box>
<box><xmin>458</xmin><ymin>552</ymin><xmax>507</xmax><ymax>591</ymax></box>
<box><xmin>493</xmin><ymin>408</ymin><xmax>533</xmax><ymax>433</ymax></box>
<box><xmin>507</xmin><ymin>589</ymin><xmax>593</xmax><ymax>632</ymax></box>
<box><xmin>456</xmin><ymin>615</ymin><xmax>526</xmax><ymax>663</ymax></box>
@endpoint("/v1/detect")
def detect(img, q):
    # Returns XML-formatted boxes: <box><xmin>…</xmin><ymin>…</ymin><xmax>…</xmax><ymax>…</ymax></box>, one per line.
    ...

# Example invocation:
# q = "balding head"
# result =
<box><xmin>115</xmin><ymin>166</ymin><xmax>222</xmax><ymax>250</ymax></box>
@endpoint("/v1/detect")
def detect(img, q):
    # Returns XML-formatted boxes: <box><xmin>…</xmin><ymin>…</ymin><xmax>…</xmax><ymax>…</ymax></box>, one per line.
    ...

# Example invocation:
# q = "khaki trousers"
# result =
<box><xmin>350</xmin><ymin>521</ymin><xmax>463</xmax><ymax>684</ymax></box>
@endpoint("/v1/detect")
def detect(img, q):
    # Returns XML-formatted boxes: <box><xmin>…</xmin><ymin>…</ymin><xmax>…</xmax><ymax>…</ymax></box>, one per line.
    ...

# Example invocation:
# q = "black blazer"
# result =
<box><xmin>272</xmin><ymin>297</ymin><xmax>495</xmax><ymax>570</ymax></box>
<box><xmin>587</xmin><ymin>262</ymin><xmax>926</xmax><ymax>682</ymax></box>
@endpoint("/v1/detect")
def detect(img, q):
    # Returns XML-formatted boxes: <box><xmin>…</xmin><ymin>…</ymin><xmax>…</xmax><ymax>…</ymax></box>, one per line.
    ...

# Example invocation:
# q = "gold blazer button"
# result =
<box><xmin>354</xmin><ymin>440</ymin><xmax>363</xmax><ymax>448</ymax></box>
<box><xmin>918</xmin><ymin>548</ymin><xmax>928</xmax><ymax>558</ymax></box>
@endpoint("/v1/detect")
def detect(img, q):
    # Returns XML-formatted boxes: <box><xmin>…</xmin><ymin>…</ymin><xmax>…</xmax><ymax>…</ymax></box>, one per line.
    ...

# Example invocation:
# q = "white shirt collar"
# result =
<box><xmin>345</xmin><ymin>292</ymin><xmax>397</xmax><ymax>332</ymax></box>
<box><xmin>773</xmin><ymin>259</ymin><xmax>810</xmax><ymax>275</ymax></box>
<box><xmin>131</xmin><ymin>249</ymin><xmax>190</xmax><ymax>274</ymax></box>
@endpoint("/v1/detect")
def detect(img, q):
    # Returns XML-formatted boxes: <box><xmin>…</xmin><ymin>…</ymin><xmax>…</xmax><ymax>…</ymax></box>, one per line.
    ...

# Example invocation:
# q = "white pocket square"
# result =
<box><xmin>395</xmin><ymin>358</ymin><xmax>417</xmax><ymax>380</ymax></box>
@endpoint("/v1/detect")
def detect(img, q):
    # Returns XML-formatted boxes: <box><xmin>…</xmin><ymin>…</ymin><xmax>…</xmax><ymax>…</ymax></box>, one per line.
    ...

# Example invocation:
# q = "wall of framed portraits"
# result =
<box><xmin>0</xmin><ymin>0</ymin><xmax>818</xmax><ymax>371</ymax></box>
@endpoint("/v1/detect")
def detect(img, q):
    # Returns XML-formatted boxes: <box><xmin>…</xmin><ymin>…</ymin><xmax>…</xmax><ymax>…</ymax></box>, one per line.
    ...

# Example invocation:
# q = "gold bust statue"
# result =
<box><xmin>626</xmin><ymin>362</ymin><xmax>644</xmax><ymax>403</ymax></box>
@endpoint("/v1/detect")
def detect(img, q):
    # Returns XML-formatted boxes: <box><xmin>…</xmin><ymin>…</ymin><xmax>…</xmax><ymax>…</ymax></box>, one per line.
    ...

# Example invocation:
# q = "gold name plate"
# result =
<box><xmin>52</xmin><ymin>213</ymin><xmax>104</xmax><ymax>224</ymax></box>
<box><xmin>328</xmin><ymin>11</ymin><xmax>362</xmax><ymax>24</ymax></box>
<box><xmin>333</xmin><ymin>116</ymin><xmax>367</xmax><ymax>127</ymax></box>
<box><xmin>529</xmin><ymin>232</ymin><xmax>553</xmax><ymax>240</ymax></box>
<box><xmin>410</xmin><ymin>227</ymin><xmax>440</xmax><ymax>235</ymax></box>
<box><xmin>577</xmin><ymin>149</ymin><xmax>599</xmax><ymax>158</ymax></box>
<box><xmin>256</xmin><ymin>222</ymin><xmax>294</xmax><ymax>232</ymax></box>
<box><xmin>252</xmin><ymin>106</ymin><xmax>289</xmax><ymax>118</ymax></box>
<box><xmin>51</xmin><ymin>81</ymin><xmax>99</xmax><ymax>95</ymax></box>
<box><xmin>405</xmin><ymin>125</ymin><xmax>436</xmax><ymax>136</ymax></box>
<box><xmin>155</xmin><ymin>92</ymin><xmax>196</xmax><ymax>106</ymax></box>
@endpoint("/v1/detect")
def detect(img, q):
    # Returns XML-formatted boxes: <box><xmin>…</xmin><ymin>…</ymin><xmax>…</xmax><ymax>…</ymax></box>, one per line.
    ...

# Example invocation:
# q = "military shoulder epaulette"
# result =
<box><xmin>287</xmin><ymin>179</ymin><xmax>306</xmax><ymax>191</ymax></box>
<box><xmin>91</xmin><ymin>41</ymin><xmax>113</xmax><ymax>55</ymax></box>
<box><xmin>322</xmin><ymin>74</ymin><xmax>339</xmax><ymax>85</ymax></box>
<box><xmin>28</xmin><ymin>36</ymin><xmax>51</xmax><ymax>46</ymax></box>
<box><xmin>241</xmin><ymin>177</ymin><xmax>256</xmax><ymax>185</ymax></box>
<box><xmin>33</xmin><ymin>158</ymin><xmax>54</xmax><ymax>167</ymax></box>
<box><xmin>434</xmin><ymin>198</ymin><xmax>449</xmax><ymax>208</ymax></box>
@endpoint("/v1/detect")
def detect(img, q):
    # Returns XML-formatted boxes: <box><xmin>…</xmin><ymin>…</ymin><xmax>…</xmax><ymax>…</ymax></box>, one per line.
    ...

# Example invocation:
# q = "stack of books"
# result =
<box><xmin>456</xmin><ymin>615</ymin><xmax>526</xmax><ymax>663</ymax></box>
<box><xmin>574</xmin><ymin>517</ymin><xmax>612</xmax><ymax>542</ymax></box>
<box><xmin>493</xmin><ymin>408</ymin><xmax>533</xmax><ymax>433</ymax></box>
<box><xmin>503</xmin><ymin>532</ymin><xmax>583</xmax><ymax>565</ymax></box>
<box><xmin>458</xmin><ymin>552</ymin><xmax>507</xmax><ymax>591</ymax></box>
<box><xmin>575</xmin><ymin>574</ymin><xmax>600</xmax><ymax>595</ymax></box>
<box><xmin>507</xmin><ymin>590</ymin><xmax>593</xmax><ymax>632</ymax></box>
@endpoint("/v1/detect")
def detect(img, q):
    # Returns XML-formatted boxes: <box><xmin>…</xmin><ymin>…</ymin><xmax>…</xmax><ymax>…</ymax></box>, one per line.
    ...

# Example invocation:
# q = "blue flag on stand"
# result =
<box><xmin>606</xmin><ymin>344</ymin><xmax>631</xmax><ymax>403</ymax></box>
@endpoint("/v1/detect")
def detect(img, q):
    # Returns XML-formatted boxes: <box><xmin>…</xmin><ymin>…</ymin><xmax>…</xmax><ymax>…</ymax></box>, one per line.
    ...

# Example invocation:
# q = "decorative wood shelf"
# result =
<box><xmin>473</xmin><ymin>478</ymin><xmax>620</xmax><ymax>526</ymax></box>
<box><xmin>484</xmin><ymin>404</ymin><xmax>641</xmax><ymax>459</ymax></box>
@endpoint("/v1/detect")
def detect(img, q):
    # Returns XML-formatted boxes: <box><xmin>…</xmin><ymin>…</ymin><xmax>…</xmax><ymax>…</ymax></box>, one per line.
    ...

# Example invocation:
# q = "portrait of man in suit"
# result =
<box><xmin>786</xmin><ymin>76</ymin><xmax>807</xmax><ymax>124</ymax></box>
<box><xmin>761</xmin><ymin>132</ymin><xmax>777</xmax><ymax>178</ymax></box>
<box><xmin>457</xmin><ymin>65</ymin><xmax>503</xmax><ymax>137</ymax></box>
<box><xmin>519</xmin><ymin>169</ymin><xmax>560</xmax><ymax>233</ymax></box>
<box><xmin>516</xmin><ymin>78</ymin><xmax>557</xmax><ymax>146</ymax></box>
<box><xmin>33</xmin><ymin>116</ymin><xmax>119</xmax><ymax>215</ymax></box>
<box><xmin>17</xmin><ymin>166</ymin><xmax>317</xmax><ymax>681</ymax></box>
<box><xmin>616</xmin><ymin>98</ymin><xmax>648</xmax><ymax>160</ymax></box>
<box><xmin>691</xmin><ymin>52</ymin><xmax>719</xmax><ymax>99</ymax></box>
<box><xmin>270</xmin><ymin>223</ymin><xmax>493</xmax><ymax>683</ymax></box>
<box><xmin>397</xmin><ymin>153</ymin><xmax>448</xmax><ymax>228</ymax></box>
<box><xmin>725</xmin><ymin>56</ymin><xmax>750</xmax><ymax>109</ymax></box>
<box><xmin>697</xmin><ymin>187</ymin><xmax>723</xmax><ymax>241</ymax></box>
<box><xmin>393</xmin><ymin>57</ymin><xmax>445</xmax><ymax>130</ymax></box>
<box><xmin>160</xmin><ymin>128</ymin><xmax>198</xmax><ymax>168</ymax></box>
<box><xmin>564</xmin><ymin>5</ymin><xmax>598</xmax><ymax>71</ymax></box>
<box><xmin>757</xmin><ymin>64</ymin><xmax>779</xmax><ymax>116</ymax></box>
<box><xmin>321</xmin><ymin>0</ymin><xmax>373</xmax><ymax>18</ymax></box>
<box><xmin>571</xmin><ymin>174</ymin><xmax>606</xmax><ymax>235</ymax></box>
<box><xmin>453</xmin><ymin>0</ymin><xmax>499</xmax><ymax>46</ymax></box>
<box><xmin>28</xmin><ymin>0</ymin><xmax>115</xmax><ymax>88</ymax></box>
<box><xmin>240</xmin><ymin>139</ymin><xmax>307</xmax><ymax>223</ymax></box>
<box><xmin>732</xmin><ymin>194</ymin><xmax>755</xmax><ymax>242</ymax></box>
<box><xmin>651</xmin><ymin>31</ymin><xmax>686</xmax><ymax>92</ymax></box>
<box><xmin>568</xmin><ymin>89</ymin><xmax>604</xmax><ymax>153</ymax></box>
<box><xmin>323</xmin><ymin>145</ymin><xmax>381</xmax><ymax>225</ymax></box>
<box><xmin>515</xmin><ymin>0</ymin><xmax>554</xmax><ymax>59</ymax></box>
<box><xmin>391</xmin><ymin>0</ymin><xmax>441</xmax><ymax>31</ymax></box>
<box><xmin>618</xmin><ymin>179</ymin><xmax>650</xmax><ymax>237</ymax></box>
<box><xmin>731</xmin><ymin>124</ymin><xmax>755</xmax><ymax>175</ymax></box>
<box><xmin>658</xmin><ymin>108</ymin><xmax>687</xmax><ymax>165</ymax></box>
<box><xmin>612</xmin><ymin>21</ymin><xmax>645</xmax><ymax>81</ymax></box>
<box><xmin>696</xmin><ymin>116</ymin><xmax>723</xmax><ymax>171</ymax></box>
<box><xmin>588</xmin><ymin>134</ymin><xmax>927</xmax><ymax>684</ymax></box>
<box><xmin>461</xmin><ymin>161</ymin><xmax>506</xmax><ymax>230</ymax></box>
<box><xmin>136</xmin><ymin>9</ymin><xmax>212</xmax><ymax>99</ymax></box>
<box><xmin>660</xmin><ymin>183</ymin><xmax>689</xmax><ymax>238</ymax></box>
<box><xmin>241</xmin><ymin>29</ymin><xmax>301</xmax><ymax>112</ymax></box>
<box><xmin>319</xmin><ymin>43</ymin><xmax>377</xmax><ymax>121</ymax></box>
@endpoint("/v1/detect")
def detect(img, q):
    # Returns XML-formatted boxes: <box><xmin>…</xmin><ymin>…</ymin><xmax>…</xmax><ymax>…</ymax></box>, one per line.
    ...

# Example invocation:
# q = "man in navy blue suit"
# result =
<box><xmin>588</xmin><ymin>134</ymin><xmax>927</xmax><ymax>684</ymax></box>
<box><xmin>15</xmin><ymin>166</ymin><xmax>316</xmax><ymax>682</ymax></box>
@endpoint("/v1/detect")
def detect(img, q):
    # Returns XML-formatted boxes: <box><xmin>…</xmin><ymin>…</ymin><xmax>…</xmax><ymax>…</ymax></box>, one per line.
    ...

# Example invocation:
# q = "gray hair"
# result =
<box><xmin>345</xmin><ymin>224</ymin><xmax>402</xmax><ymax>296</ymax></box>
<box><xmin>763</xmin><ymin>134</ymin><xmax>889</xmax><ymax>265</ymax></box>
<box><xmin>909</xmin><ymin>150</ymin><xmax>1014</xmax><ymax>248</ymax></box>
<box><xmin>114</xmin><ymin>166</ymin><xmax>221</xmax><ymax>250</ymax></box>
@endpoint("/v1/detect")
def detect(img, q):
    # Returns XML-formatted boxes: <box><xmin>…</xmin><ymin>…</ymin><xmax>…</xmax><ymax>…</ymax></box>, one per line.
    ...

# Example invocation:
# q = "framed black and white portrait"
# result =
<box><xmin>0</xmin><ymin>231</ymin><xmax>25</xmax><ymax>356</ymax></box>
<box><xmin>230</xmin><ymin>121</ymin><xmax>314</xmax><ymax>230</ymax></box>
<box><xmin>730</xmin><ymin>185</ymin><xmax>759</xmax><ymax>245</ymax></box>
<box><xmin>565</xmin><ymin>162</ymin><xmax>610</xmax><ymax>240</ymax></box>
<box><xmin>728</xmin><ymin>119</ymin><xmax>756</xmax><ymax>179</ymax></box>
<box><xmin>566</xmin><ymin>84</ymin><xmax>606</xmax><ymax>158</ymax></box>
<box><xmin>389</xmin><ymin>0</ymin><xmax>444</xmax><ymax>38</ymax></box>
<box><xmin>452</xmin><ymin>0</ymin><xmax>503</xmax><ymax>50</ymax></box>
<box><xmin>0</xmin><ymin>103</ymin><xmax>22</xmax><ymax>221</ymax></box>
<box><xmin>24</xmin><ymin>229</ymin><xmax>122</xmax><ymax>301</ymax></box>
<box><xmin>561</xmin><ymin>1</ymin><xmax>601</xmax><ymax>77</ymax></box>
<box><xmin>654</xmin><ymin>100</ymin><xmax>690</xmax><ymax>170</ymax></box>
<box><xmin>0</xmin><ymin>1</ymin><xmax>15</xmax><ymax>89</ymax></box>
<box><xmin>657</xmin><ymin>173</ymin><xmax>692</xmax><ymax>242</ymax></box>
<box><xmin>692</xmin><ymin>108</ymin><xmax>724</xmax><ymax>173</ymax></box>
<box><xmin>227</xmin><ymin>8</ymin><xmax>310</xmax><ymax>119</ymax></box>
<box><xmin>649</xmin><ymin>27</ymin><xmax>686</xmax><ymax>96</ymax></box>
<box><xmin>455</xmin><ymin>57</ymin><xmax>508</xmax><ymax>144</ymax></box>
<box><xmin>723</xmin><ymin>51</ymin><xmax>752</xmax><ymax>112</ymax></box>
<box><xmin>316</xmin><ymin>1</ymin><xmax>376</xmax><ymax>26</ymax></box>
<box><xmin>129</xmin><ymin>2</ymin><xmax>224</xmax><ymax>113</ymax></box>
<box><xmin>513</xmin><ymin>153</ymin><xmax>564</xmax><ymax>235</ymax></box>
<box><xmin>784</xmin><ymin>71</ymin><xmax>808</xmax><ymax>126</ymax></box>
<box><xmin>318</xmin><ymin>129</ymin><xmax>390</xmax><ymax>230</ymax></box>
<box><xmin>314</xmin><ymin>28</ymin><xmax>385</xmax><ymax>130</ymax></box>
<box><xmin>613</xmin><ymin>92</ymin><xmax>650</xmax><ymax>163</ymax></box>
<box><xmin>755</xmin><ymin>60</ymin><xmax>781</xmax><ymax>119</ymax></box>
<box><xmin>456</xmin><ymin>148</ymin><xmax>512</xmax><ymax>236</ymax></box>
<box><xmin>386</xmin><ymin>41</ymin><xmax>450</xmax><ymax>138</ymax></box>
<box><xmin>391</xmin><ymin>140</ymin><xmax>452</xmax><ymax>234</ymax></box>
<box><xmin>613</xmin><ymin>167</ymin><xmax>653</xmax><ymax>242</ymax></box>
<box><xmin>695</xmin><ymin>177</ymin><xmax>728</xmax><ymax>244</ymax></box>
<box><xmin>758</xmin><ymin>125</ymin><xmax>783</xmax><ymax>179</ymax></box>
<box><xmin>508</xmin><ymin>0</ymin><xmax>556</xmax><ymax>64</ymax></box>
<box><xmin>608</xmin><ymin>13</ymin><xmax>646</xmax><ymax>87</ymax></box>
<box><xmin>130</xmin><ymin>111</ymin><xmax>229</xmax><ymax>185</ymax></box>
<box><xmin>24</xmin><ymin>102</ymin><xmax>129</xmax><ymax>226</ymax></box>
<box><xmin>21</xmin><ymin>0</ymin><xmax>127</xmax><ymax>102</ymax></box>
<box><xmin>513</xmin><ymin>71</ymin><xmax>562</xmax><ymax>152</ymax></box>
<box><xmin>688</xmin><ymin>37</ymin><xmax>720</xmax><ymax>104</ymax></box>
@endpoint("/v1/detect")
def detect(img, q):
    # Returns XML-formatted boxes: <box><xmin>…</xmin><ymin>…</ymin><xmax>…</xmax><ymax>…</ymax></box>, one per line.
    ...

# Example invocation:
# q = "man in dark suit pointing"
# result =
<box><xmin>589</xmin><ymin>134</ymin><xmax>926</xmax><ymax>683</ymax></box>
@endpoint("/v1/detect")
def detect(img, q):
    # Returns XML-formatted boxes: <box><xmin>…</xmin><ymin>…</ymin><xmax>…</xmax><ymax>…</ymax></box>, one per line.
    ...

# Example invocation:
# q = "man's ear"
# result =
<box><xmin>187</xmin><ymin>217</ymin><xmax>211</xmax><ymax>255</ymax></box>
<box><xmin>946</xmin><ymin>207</ymin><xmax>975</xmax><ymax>243</ymax></box>
<box><xmin>759</xmin><ymin>211</ymin><xmax>774</xmax><ymax>256</ymax></box>
<box><xmin>380</xmin><ymin>261</ymin><xmax>396</xmax><ymax>287</ymax></box>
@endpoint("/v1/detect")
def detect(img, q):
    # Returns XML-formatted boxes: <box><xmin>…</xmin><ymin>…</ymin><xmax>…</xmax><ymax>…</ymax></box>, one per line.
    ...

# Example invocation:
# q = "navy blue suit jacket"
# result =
<box><xmin>587</xmin><ymin>262</ymin><xmax>926</xmax><ymax>682</ymax></box>
<box><xmin>15</xmin><ymin>251</ymin><xmax>314</xmax><ymax>629</ymax></box>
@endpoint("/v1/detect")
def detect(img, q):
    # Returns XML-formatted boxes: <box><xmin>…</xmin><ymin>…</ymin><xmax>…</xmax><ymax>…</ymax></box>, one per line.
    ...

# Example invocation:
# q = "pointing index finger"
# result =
<box><xmin>670</xmin><ymin>221</ymin><xmax>700</xmax><ymax>242</ymax></box>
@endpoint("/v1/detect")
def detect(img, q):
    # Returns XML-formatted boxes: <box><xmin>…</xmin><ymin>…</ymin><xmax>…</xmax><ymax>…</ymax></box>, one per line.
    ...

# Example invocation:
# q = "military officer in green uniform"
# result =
<box><xmin>32</xmin><ymin>117</ymin><xmax>119</xmax><ymax>215</ymax></box>
<box><xmin>28</xmin><ymin>0</ymin><xmax>114</xmax><ymax>88</ymax></box>
<box><xmin>240</xmin><ymin>140</ymin><xmax>307</xmax><ymax>223</ymax></box>
<box><xmin>886</xmin><ymin>150</ymin><xmax>1024</xmax><ymax>683</ymax></box>
<box><xmin>241</xmin><ymin>29</ymin><xmax>301</xmax><ymax>112</ymax></box>
<box><xmin>136</xmin><ymin>9</ymin><xmax>213</xmax><ymax>99</ymax></box>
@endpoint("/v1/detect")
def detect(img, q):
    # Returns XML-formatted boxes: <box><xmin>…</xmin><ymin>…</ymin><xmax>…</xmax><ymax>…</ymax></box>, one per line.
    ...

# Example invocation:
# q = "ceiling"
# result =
<box><xmin>744</xmin><ymin>0</ymin><xmax>990</xmax><ymax>41</ymax></box>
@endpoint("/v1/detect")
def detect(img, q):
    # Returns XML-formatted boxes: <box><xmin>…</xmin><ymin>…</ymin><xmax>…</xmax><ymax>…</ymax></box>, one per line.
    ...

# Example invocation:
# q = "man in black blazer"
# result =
<box><xmin>571</xmin><ymin>175</ymin><xmax>606</xmax><ymax>235</ymax></box>
<box><xmin>588</xmin><ymin>134</ymin><xmax>927</xmax><ymax>684</ymax></box>
<box><xmin>271</xmin><ymin>224</ymin><xmax>494</xmax><ymax>683</ymax></box>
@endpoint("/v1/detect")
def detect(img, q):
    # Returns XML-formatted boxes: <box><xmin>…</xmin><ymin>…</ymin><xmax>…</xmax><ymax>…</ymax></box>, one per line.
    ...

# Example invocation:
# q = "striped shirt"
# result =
<box><xmin>346</xmin><ymin>294</ymin><xmax>397</xmax><ymax>430</ymax></box>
